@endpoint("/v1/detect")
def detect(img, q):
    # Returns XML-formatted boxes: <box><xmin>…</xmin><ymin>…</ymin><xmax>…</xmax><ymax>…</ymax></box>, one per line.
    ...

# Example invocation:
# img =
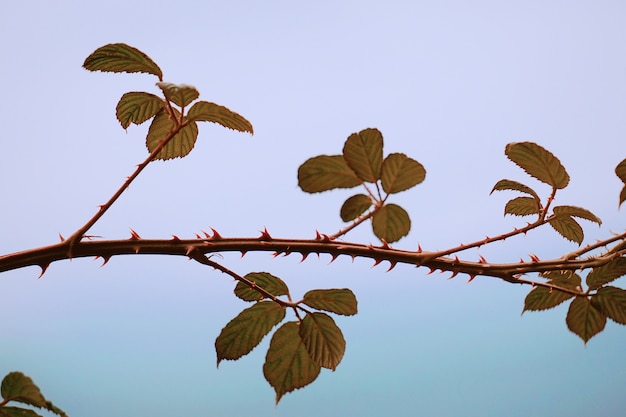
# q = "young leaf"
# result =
<box><xmin>548</xmin><ymin>215</ymin><xmax>583</xmax><ymax>244</ymax></box>
<box><xmin>591</xmin><ymin>286</ymin><xmax>626</xmax><ymax>325</ymax></box>
<box><xmin>298</xmin><ymin>155</ymin><xmax>361</xmax><ymax>193</ymax></box>
<box><xmin>586</xmin><ymin>258</ymin><xmax>626</xmax><ymax>290</ymax></box>
<box><xmin>83</xmin><ymin>43</ymin><xmax>162</xmax><ymax>79</ymax></box>
<box><xmin>116</xmin><ymin>92</ymin><xmax>163</xmax><ymax>129</ymax></box>
<box><xmin>1</xmin><ymin>372</ymin><xmax>67</xmax><ymax>417</ymax></box>
<box><xmin>381</xmin><ymin>153</ymin><xmax>426</xmax><ymax>194</ymax></box>
<box><xmin>504</xmin><ymin>196</ymin><xmax>540</xmax><ymax>216</ymax></box>
<box><xmin>340</xmin><ymin>194</ymin><xmax>372</xmax><ymax>222</ymax></box>
<box><xmin>505</xmin><ymin>142</ymin><xmax>569</xmax><ymax>189</ymax></box>
<box><xmin>552</xmin><ymin>205</ymin><xmax>601</xmax><ymax>226</ymax></box>
<box><xmin>342</xmin><ymin>128</ymin><xmax>383</xmax><ymax>182</ymax></box>
<box><xmin>490</xmin><ymin>179</ymin><xmax>540</xmax><ymax>202</ymax></box>
<box><xmin>302</xmin><ymin>289</ymin><xmax>358</xmax><ymax>316</ymax></box>
<box><xmin>299</xmin><ymin>312</ymin><xmax>346</xmax><ymax>370</ymax></box>
<box><xmin>263</xmin><ymin>322</ymin><xmax>321</xmax><ymax>404</ymax></box>
<box><xmin>234</xmin><ymin>272</ymin><xmax>290</xmax><ymax>302</ymax></box>
<box><xmin>566</xmin><ymin>297</ymin><xmax>606</xmax><ymax>344</ymax></box>
<box><xmin>145</xmin><ymin>109</ymin><xmax>198</xmax><ymax>160</ymax></box>
<box><xmin>187</xmin><ymin>101</ymin><xmax>254</xmax><ymax>134</ymax></box>
<box><xmin>371</xmin><ymin>204</ymin><xmax>410</xmax><ymax>243</ymax></box>
<box><xmin>215</xmin><ymin>301</ymin><xmax>286</xmax><ymax>366</ymax></box>
<box><xmin>523</xmin><ymin>287</ymin><xmax>574</xmax><ymax>312</ymax></box>
<box><xmin>156</xmin><ymin>82</ymin><xmax>199</xmax><ymax>108</ymax></box>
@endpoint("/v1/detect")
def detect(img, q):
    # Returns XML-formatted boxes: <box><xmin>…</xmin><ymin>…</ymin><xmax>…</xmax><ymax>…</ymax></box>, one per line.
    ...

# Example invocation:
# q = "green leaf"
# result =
<box><xmin>586</xmin><ymin>258</ymin><xmax>626</xmax><ymax>290</ymax></box>
<box><xmin>523</xmin><ymin>287</ymin><xmax>575</xmax><ymax>312</ymax></box>
<box><xmin>342</xmin><ymin>128</ymin><xmax>383</xmax><ymax>182</ymax></box>
<box><xmin>215</xmin><ymin>301</ymin><xmax>286</xmax><ymax>366</ymax></box>
<box><xmin>186</xmin><ymin>101</ymin><xmax>253</xmax><ymax>134</ymax></box>
<box><xmin>116</xmin><ymin>92</ymin><xmax>163</xmax><ymax>129</ymax></box>
<box><xmin>0</xmin><ymin>407</ymin><xmax>42</xmax><ymax>417</ymax></box>
<box><xmin>552</xmin><ymin>205</ymin><xmax>601</xmax><ymax>226</ymax></box>
<box><xmin>302</xmin><ymin>289</ymin><xmax>358</xmax><ymax>316</ymax></box>
<box><xmin>548</xmin><ymin>215</ymin><xmax>583</xmax><ymax>244</ymax></box>
<box><xmin>340</xmin><ymin>194</ymin><xmax>372</xmax><ymax>222</ymax></box>
<box><xmin>505</xmin><ymin>142</ymin><xmax>569</xmax><ymax>189</ymax></box>
<box><xmin>234</xmin><ymin>272</ymin><xmax>290</xmax><ymax>302</ymax></box>
<box><xmin>156</xmin><ymin>82</ymin><xmax>199</xmax><ymax>108</ymax></box>
<box><xmin>263</xmin><ymin>322</ymin><xmax>321</xmax><ymax>404</ymax></box>
<box><xmin>591</xmin><ymin>286</ymin><xmax>626</xmax><ymax>325</ymax></box>
<box><xmin>381</xmin><ymin>153</ymin><xmax>426</xmax><ymax>194</ymax></box>
<box><xmin>541</xmin><ymin>270</ymin><xmax>583</xmax><ymax>288</ymax></box>
<box><xmin>83</xmin><ymin>43</ymin><xmax>162</xmax><ymax>79</ymax></box>
<box><xmin>145</xmin><ymin>109</ymin><xmax>198</xmax><ymax>160</ymax></box>
<box><xmin>300</xmin><ymin>312</ymin><xmax>346</xmax><ymax>370</ymax></box>
<box><xmin>504</xmin><ymin>196</ymin><xmax>540</xmax><ymax>216</ymax></box>
<box><xmin>490</xmin><ymin>179</ymin><xmax>540</xmax><ymax>202</ymax></box>
<box><xmin>615</xmin><ymin>158</ymin><xmax>626</xmax><ymax>183</ymax></box>
<box><xmin>371</xmin><ymin>204</ymin><xmax>410</xmax><ymax>243</ymax></box>
<box><xmin>566</xmin><ymin>296</ymin><xmax>606</xmax><ymax>344</ymax></box>
<box><xmin>298</xmin><ymin>155</ymin><xmax>361</xmax><ymax>193</ymax></box>
<box><xmin>0</xmin><ymin>372</ymin><xmax>66</xmax><ymax>417</ymax></box>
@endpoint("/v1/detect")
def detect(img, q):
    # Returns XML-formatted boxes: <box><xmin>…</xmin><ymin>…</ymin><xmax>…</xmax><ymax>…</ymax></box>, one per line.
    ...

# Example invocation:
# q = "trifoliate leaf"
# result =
<box><xmin>549</xmin><ymin>215</ymin><xmax>583</xmax><ymax>244</ymax></box>
<box><xmin>504</xmin><ymin>196</ymin><xmax>540</xmax><ymax>216</ymax></box>
<box><xmin>298</xmin><ymin>155</ymin><xmax>361</xmax><ymax>193</ymax></box>
<box><xmin>299</xmin><ymin>312</ymin><xmax>345</xmax><ymax>370</ymax></box>
<box><xmin>342</xmin><ymin>128</ymin><xmax>383</xmax><ymax>183</ymax></box>
<box><xmin>156</xmin><ymin>82</ymin><xmax>199</xmax><ymax>108</ymax></box>
<box><xmin>145</xmin><ymin>109</ymin><xmax>198</xmax><ymax>160</ymax></box>
<box><xmin>591</xmin><ymin>286</ymin><xmax>626</xmax><ymax>325</ymax></box>
<box><xmin>302</xmin><ymin>289</ymin><xmax>358</xmax><ymax>316</ymax></box>
<box><xmin>490</xmin><ymin>179</ymin><xmax>540</xmax><ymax>202</ymax></box>
<box><xmin>1</xmin><ymin>372</ymin><xmax>67</xmax><ymax>417</ymax></box>
<box><xmin>505</xmin><ymin>142</ymin><xmax>569</xmax><ymax>189</ymax></box>
<box><xmin>116</xmin><ymin>92</ymin><xmax>163</xmax><ymax>129</ymax></box>
<box><xmin>215</xmin><ymin>301</ymin><xmax>285</xmax><ymax>366</ymax></box>
<box><xmin>381</xmin><ymin>153</ymin><xmax>426</xmax><ymax>194</ymax></box>
<box><xmin>340</xmin><ymin>194</ymin><xmax>372</xmax><ymax>222</ymax></box>
<box><xmin>371</xmin><ymin>203</ymin><xmax>410</xmax><ymax>243</ymax></box>
<box><xmin>187</xmin><ymin>101</ymin><xmax>253</xmax><ymax>134</ymax></box>
<box><xmin>83</xmin><ymin>43</ymin><xmax>162</xmax><ymax>79</ymax></box>
<box><xmin>234</xmin><ymin>272</ymin><xmax>290</xmax><ymax>302</ymax></box>
<box><xmin>263</xmin><ymin>322</ymin><xmax>321</xmax><ymax>404</ymax></box>
<box><xmin>586</xmin><ymin>258</ymin><xmax>626</xmax><ymax>290</ymax></box>
<box><xmin>566</xmin><ymin>296</ymin><xmax>606</xmax><ymax>344</ymax></box>
<box><xmin>552</xmin><ymin>205</ymin><xmax>601</xmax><ymax>226</ymax></box>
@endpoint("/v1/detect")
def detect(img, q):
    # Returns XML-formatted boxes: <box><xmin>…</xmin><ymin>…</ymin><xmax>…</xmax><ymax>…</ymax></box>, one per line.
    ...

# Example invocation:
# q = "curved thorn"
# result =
<box><xmin>38</xmin><ymin>264</ymin><xmax>50</xmax><ymax>278</ymax></box>
<box><xmin>129</xmin><ymin>228</ymin><xmax>141</xmax><ymax>240</ymax></box>
<box><xmin>386</xmin><ymin>261</ymin><xmax>397</xmax><ymax>272</ymax></box>
<box><xmin>210</xmin><ymin>228</ymin><xmax>222</xmax><ymax>240</ymax></box>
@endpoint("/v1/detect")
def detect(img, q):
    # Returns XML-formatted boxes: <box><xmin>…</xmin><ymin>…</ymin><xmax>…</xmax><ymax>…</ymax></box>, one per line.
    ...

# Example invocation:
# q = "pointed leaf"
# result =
<box><xmin>145</xmin><ymin>109</ymin><xmax>198</xmax><ymax>160</ymax></box>
<box><xmin>83</xmin><ymin>43</ymin><xmax>162</xmax><ymax>79</ymax></box>
<box><xmin>156</xmin><ymin>82</ymin><xmax>199</xmax><ymax>108</ymax></box>
<box><xmin>542</xmin><ymin>270</ymin><xmax>582</xmax><ymax>289</ymax></box>
<box><xmin>300</xmin><ymin>312</ymin><xmax>345</xmax><ymax>370</ymax></box>
<box><xmin>187</xmin><ymin>101</ymin><xmax>253</xmax><ymax>134</ymax></box>
<box><xmin>234</xmin><ymin>272</ymin><xmax>290</xmax><ymax>302</ymax></box>
<box><xmin>342</xmin><ymin>128</ymin><xmax>383</xmax><ymax>182</ymax></box>
<box><xmin>586</xmin><ymin>258</ymin><xmax>626</xmax><ymax>290</ymax></box>
<box><xmin>553</xmin><ymin>205</ymin><xmax>601</xmax><ymax>226</ymax></box>
<box><xmin>381</xmin><ymin>153</ymin><xmax>426</xmax><ymax>194</ymax></box>
<box><xmin>215</xmin><ymin>301</ymin><xmax>286</xmax><ymax>365</ymax></box>
<box><xmin>1</xmin><ymin>372</ymin><xmax>66</xmax><ymax>417</ymax></box>
<box><xmin>490</xmin><ymin>179</ymin><xmax>540</xmax><ymax>202</ymax></box>
<box><xmin>523</xmin><ymin>287</ymin><xmax>574</xmax><ymax>312</ymax></box>
<box><xmin>504</xmin><ymin>196</ymin><xmax>541</xmax><ymax>217</ymax></box>
<box><xmin>263</xmin><ymin>322</ymin><xmax>321</xmax><ymax>404</ymax></box>
<box><xmin>616</xmin><ymin>158</ymin><xmax>626</xmax><ymax>183</ymax></box>
<box><xmin>566</xmin><ymin>297</ymin><xmax>606</xmax><ymax>343</ymax></box>
<box><xmin>591</xmin><ymin>286</ymin><xmax>626</xmax><ymax>325</ymax></box>
<box><xmin>549</xmin><ymin>215</ymin><xmax>583</xmax><ymax>244</ymax></box>
<box><xmin>371</xmin><ymin>203</ymin><xmax>410</xmax><ymax>243</ymax></box>
<box><xmin>340</xmin><ymin>194</ymin><xmax>372</xmax><ymax>222</ymax></box>
<box><xmin>298</xmin><ymin>155</ymin><xmax>361</xmax><ymax>193</ymax></box>
<box><xmin>505</xmin><ymin>142</ymin><xmax>569</xmax><ymax>189</ymax></box>
<box><xmin>116</xmin><ymin>92</ymin><xmax>163</xmax><ymax>129</ymax></box>
<box><xmin>302</xmin><ymin>289</ymin><xmax>358</xmax><ymax>316</ymax></box>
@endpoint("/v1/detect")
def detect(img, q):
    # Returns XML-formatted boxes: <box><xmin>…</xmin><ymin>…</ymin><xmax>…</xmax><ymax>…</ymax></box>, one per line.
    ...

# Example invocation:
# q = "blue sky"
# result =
<box><xmin>1</xmin><ymin>1</ymin><xmax>625</xmax><ymax>416</ymax></box>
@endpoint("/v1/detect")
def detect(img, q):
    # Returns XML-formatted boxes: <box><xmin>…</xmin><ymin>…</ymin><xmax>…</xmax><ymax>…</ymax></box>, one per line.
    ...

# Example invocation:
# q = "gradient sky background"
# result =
<box><xmin>1</xmin><ymin>1</ymin><xmax>625</xmax><ymax>416</ymax></box>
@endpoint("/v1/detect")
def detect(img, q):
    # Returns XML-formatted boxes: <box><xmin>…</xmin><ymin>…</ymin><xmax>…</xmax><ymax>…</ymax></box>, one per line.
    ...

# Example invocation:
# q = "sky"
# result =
<box><xmin>1</xmin><ymin>1</ymin><xmax>625</xmax><ymax>416</ymax></box>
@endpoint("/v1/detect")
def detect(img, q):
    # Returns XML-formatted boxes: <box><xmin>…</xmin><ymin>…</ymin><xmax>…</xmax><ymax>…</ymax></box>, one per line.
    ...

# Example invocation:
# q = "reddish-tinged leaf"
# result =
<box><xmin>505</xmin><ymin>142</ymin><xmax>569</xmax><ymax>189</ymax></box>
<box><xmin>83</xmin><ymin>43</ymin><xmax>162</xmax><ymax>79</ymax></box>
<box><xmin>116</xmin><ymin>92</ymin><xmax>163</xmax><ymax>129</ymax></box>
<box><xmin>156</xmin><ymin>82</ymin><xmax>199</xmax><ymax>108</ymax></box>
<box><xmin>381</xmin><ymin>153</ymin><xmax>426</xmax><ymax>194</ymax></box>
<box><xmin>302</xmin><ymin>289</ymin><xmax>358</xmax><ymax>316</ymax></box>
<box><xmin>298</xmin><ymin>155</ymin><xmax>361</xmax><ymax>193</ymax></box>
<box><xmin>299</xmin><ymin>312</ymin><xmax>345</xmax><ymax>370</ymax></box>
<box><xmin>145</xmin><ymin>109</ymin><xmax>198</xmax><ymax>160</ymax></box>
<box><xmin>186</xmin><ymin>101</ymin><xmax>253</xmax><ymax>134</ymax></box>
<box><xmin>566</xmin><ymin>297</ymin><xmax>606</xmax><ymax>344</ymax></box>
<box><xmin>340</xmin><ymin>194</ymin><xmax>372</xmax><ymax>222</ymax></box>
<box><xmin>342</xmin><ymin>128</ymin><xmax>383</xmax><ymax>182</ymax></box>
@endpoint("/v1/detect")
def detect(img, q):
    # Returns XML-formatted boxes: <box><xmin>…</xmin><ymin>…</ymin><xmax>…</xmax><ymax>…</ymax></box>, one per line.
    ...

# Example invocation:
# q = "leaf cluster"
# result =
<box><xmin>0</xmin><ymin>372</ymin><xmax>67</xmax><ymax>417</ymax></box>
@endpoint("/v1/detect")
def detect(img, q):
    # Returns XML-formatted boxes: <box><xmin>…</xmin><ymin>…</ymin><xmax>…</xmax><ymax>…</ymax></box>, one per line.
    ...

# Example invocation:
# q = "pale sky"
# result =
<box><xmin>1</xmin><ymin>1</ymin><xmax>625</xmax><ymax>416</ymax></box>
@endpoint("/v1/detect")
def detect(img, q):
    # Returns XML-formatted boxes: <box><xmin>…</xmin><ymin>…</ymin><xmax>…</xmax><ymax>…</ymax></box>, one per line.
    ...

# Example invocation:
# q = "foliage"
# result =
<box><xmin>1</xmin><ymin>43</ymin><xmax>625</xmax><ymax>413</ymax></box>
